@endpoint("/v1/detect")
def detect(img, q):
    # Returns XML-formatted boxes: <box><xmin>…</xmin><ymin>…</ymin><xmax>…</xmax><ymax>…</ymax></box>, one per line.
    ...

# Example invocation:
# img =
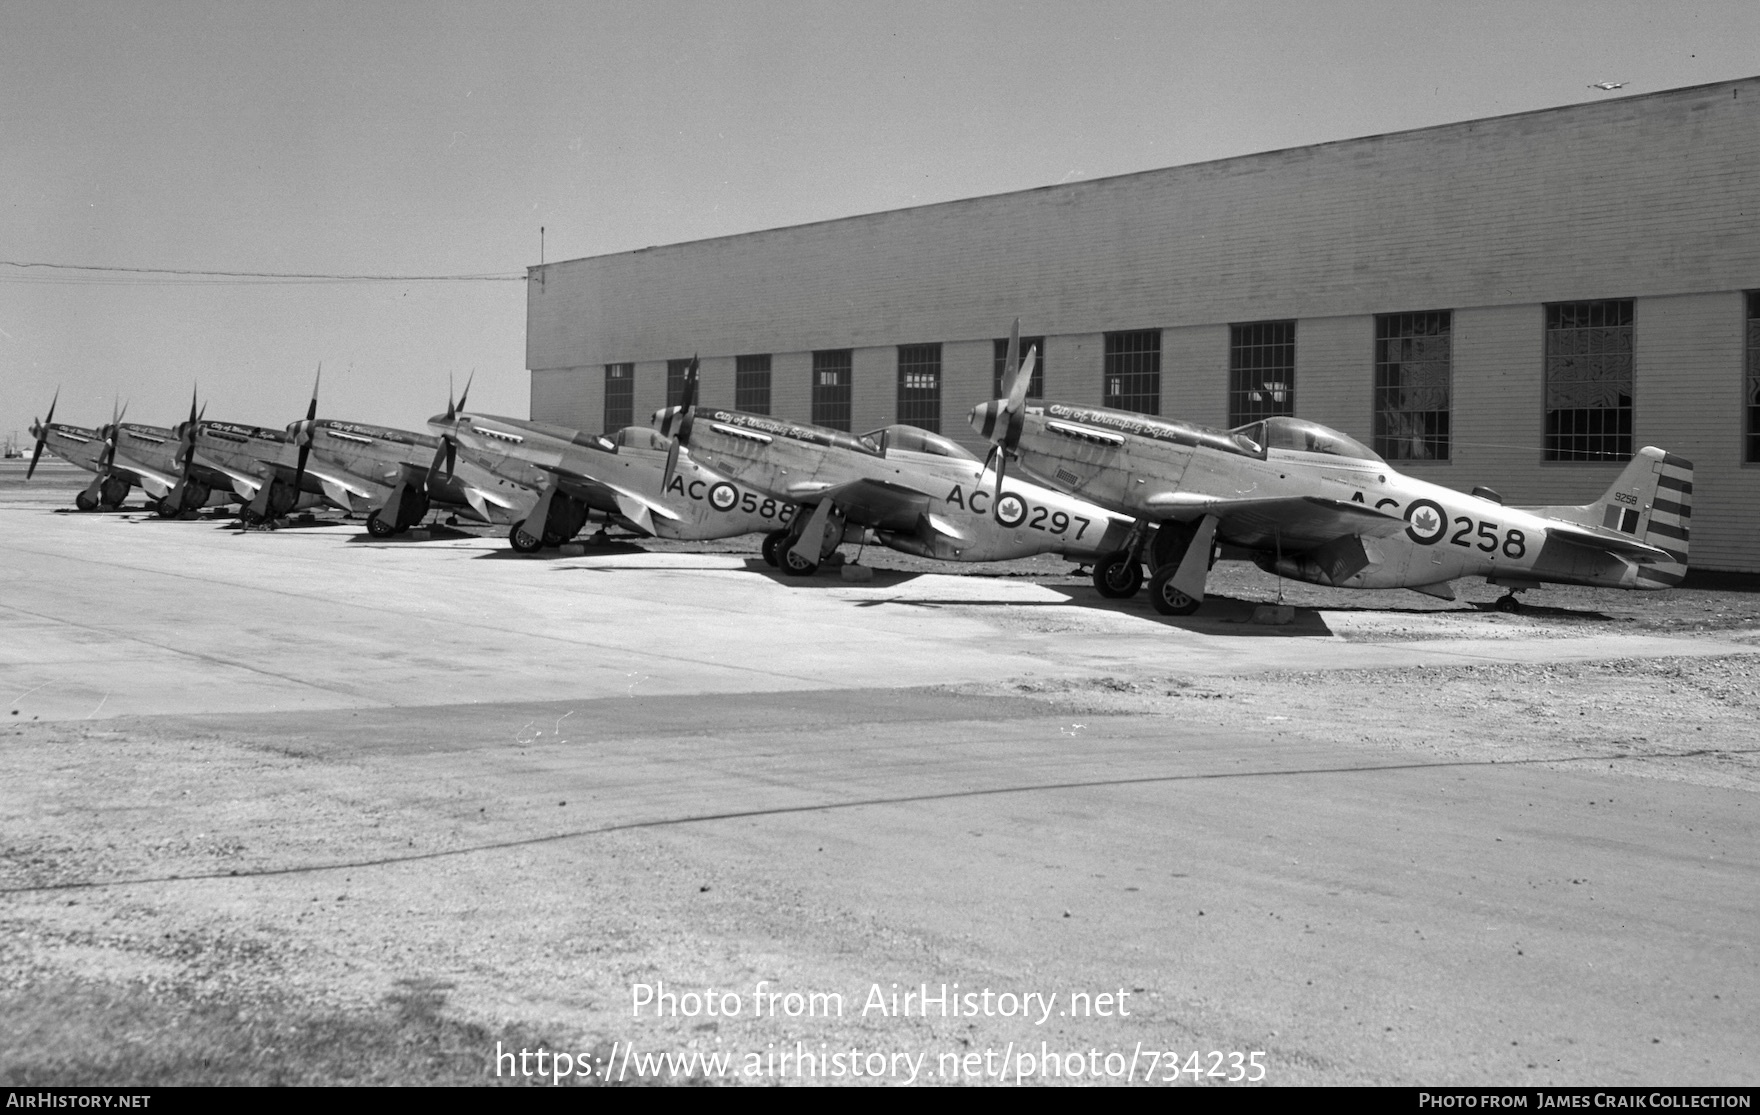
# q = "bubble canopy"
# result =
<box><xmin>1230</xmin><ymin>416</ymin><xmax>1384</xmax><ymax>464</ymax></box>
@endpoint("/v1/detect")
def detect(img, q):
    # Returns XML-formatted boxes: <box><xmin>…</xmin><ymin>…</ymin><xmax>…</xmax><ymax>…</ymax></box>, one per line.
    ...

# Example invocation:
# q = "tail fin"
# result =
<box><xmin>1525</xmin><ymin>447</ymin><xmax>1692</xmax><ymax>586</ymax></box>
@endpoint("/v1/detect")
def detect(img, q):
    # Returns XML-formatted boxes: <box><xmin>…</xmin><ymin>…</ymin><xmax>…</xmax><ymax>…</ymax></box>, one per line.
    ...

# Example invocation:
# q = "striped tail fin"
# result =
<box><xmin>1630</xmin><ymin>450</ymin><xmax>1692</xmax><ymax>586</ymax></box>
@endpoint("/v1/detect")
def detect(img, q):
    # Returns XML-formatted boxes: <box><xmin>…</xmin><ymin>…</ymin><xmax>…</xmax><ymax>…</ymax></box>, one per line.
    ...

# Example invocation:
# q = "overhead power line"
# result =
<box><xmin>0</xmin><ymin>260</ymin><xmax>526</xmax><ymax>285</ymax></box>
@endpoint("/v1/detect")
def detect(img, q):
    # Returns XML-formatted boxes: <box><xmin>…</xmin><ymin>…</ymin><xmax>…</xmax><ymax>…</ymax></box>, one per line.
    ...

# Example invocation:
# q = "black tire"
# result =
<box><xmin>74</xmin><ymin>490</ymin><xmax>99</xmax><ymax>512</ymax></box>
<box><xmin>366</xmin><ymin>510</ymin><xmax>397</xmax><ymax>538</ymax></box>
<box><xmin>1495</xmin><ymin>595</ymin><xmax>1522</xmax><ymax>614</ymax></box>
<box><xmin>508</xmin><ymin>520</ymin><xmax>544</xmax><ymax>554</ymax></box>
<box><xmin>761</xmin><ymin>529</ymin><xmax>790</xmax><ymax>568</ymax></box>
<box><xmin>1093</xmin><ymin>550</ymin><xmax>1143</xmax><ymax>598</ymax></box>
<box><xmin>779</xmin><ymin>546</ymin><xmax>818</xmax><ymax>577</ymax></box>
<box><xmin>154</xmin><ymin>497</ymin><xmax>181</xmax><ymax>519</ymax></box>
<box><xmin>1148</xmin><ymin>564</ymin><xmax>1202</xmax><ymax>616</ymax></box>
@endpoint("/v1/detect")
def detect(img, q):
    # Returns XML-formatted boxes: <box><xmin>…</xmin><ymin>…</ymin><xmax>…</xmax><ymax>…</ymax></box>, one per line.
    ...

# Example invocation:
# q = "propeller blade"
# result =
<box><xmin>307</xmin><ymin>365</ymin><xmax>321</xmax><ymax>421</ymax></box>
<box><xmin>26</xmin><ymin>389</ymin><xmax>56</xmax><ymax>480</ymax></box>
<box><xmin>675</xmin><ymin>356</ymin><xmax>699</xmax><ymax>447</ymax></box>
<box><xmin>424</xmin><ymin>439</ymin><xmax>450</xmax><ymax>488</ymax></box>
<box><xmin>1000</xmin><ymin>318</ymin><xmax>1020</xmax><ymax>400</ymax></box>
<box><xmin>455</xmin><ymin>371</ymin><xmax>473</xmax><ymax>416</ymax></box>
<box><xmin>661</xmin><ymin>439</ymin><xmax>682</xmax><ymax>491</ymax></box>
<box><xmin>992</xmin><ymin>449</ymin><xmax>1009</xmax><ymax>503</ymax></box>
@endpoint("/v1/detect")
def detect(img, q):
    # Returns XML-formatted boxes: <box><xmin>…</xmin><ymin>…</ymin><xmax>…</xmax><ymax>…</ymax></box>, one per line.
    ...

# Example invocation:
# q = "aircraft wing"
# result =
<box><xmin>106</xmin><ymin>456</ymin><xmax>179</xmax><ymax>498</ymax></box>
<box><xmin>538</xmin><ymin>464</ymin><xmax>680</xmax><ymax>524</ymax></box>
<box><xmin>1147</xmin><ymin>492</ymin><xmax>1410</xmax><ymax>551</ymax></box>
<box><xmin>198</xmin><ymin>457</ymin><xmax>265</xmax><ymax>499</ymax></box>
<box><xmin>795</xmin><ymin>477</ymin><xmax>935</xmax><ymax>533</ymax></box>
<box><xmin>300</xmin><ymin>462</ymin><xmax>380</xmax><ymax>501</ymax></box>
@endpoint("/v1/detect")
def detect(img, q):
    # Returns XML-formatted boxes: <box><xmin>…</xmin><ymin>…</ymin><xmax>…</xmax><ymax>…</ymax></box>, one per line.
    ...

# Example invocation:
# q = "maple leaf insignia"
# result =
<box><xmin>1413</xmin><ymin>508</ymin><xmax>1439</xmax><ymax>533</ymax></box>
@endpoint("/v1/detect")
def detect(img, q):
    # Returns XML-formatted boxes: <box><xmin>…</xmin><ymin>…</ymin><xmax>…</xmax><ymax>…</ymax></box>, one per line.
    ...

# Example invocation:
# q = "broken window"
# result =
<box><xmin>1544</xmin><ymin>300</ymin><xmax>1633</xmax><ymax>462</ymax></box>
<box><xmin>1374</xmin><ymin>311</ymin><xmax>1452</xmax><ymax>461</ymax></box>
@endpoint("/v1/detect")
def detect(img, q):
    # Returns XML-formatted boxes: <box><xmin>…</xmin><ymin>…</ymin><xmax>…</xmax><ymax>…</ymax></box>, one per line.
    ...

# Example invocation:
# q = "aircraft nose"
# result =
<box><xmin>969</xmin><ymin>400</ymin><xmax>1002</xmax><ymax>440</ymax></box>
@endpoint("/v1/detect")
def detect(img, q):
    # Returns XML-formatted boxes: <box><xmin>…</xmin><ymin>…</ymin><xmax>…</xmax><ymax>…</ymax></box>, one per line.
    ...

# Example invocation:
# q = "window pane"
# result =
<box><xmin>897</xmin><ymin>344</ymin><xmax>942</xmax><ymax>432</ymax></box>
<box><xmin>736</xmin><ymin>354</ymin><xmax>771</xmax><ymax>415</ymax></box>
<box><xmin>1747</xmin><ymin>292</ymin><xmax>1760</xmax><ymax>464</ymax></box>
<box><xmin>1230</xmin><ymin>321</ymin><xmax>1295</xmax><ymax>426</ymax></box>
<box><xmin>812</xmin><ymin>350</ymin><xmax>852</xmax><ymax>431</ymax></box>
<box><xmin>1374</xmin><ymin>311</ymin><xmax>1451</xmax><ymax>461</ymax></box>
<box><xmin>1545</xmin><ymin>300</ymin><xmax>1633</xmax><ymax>462</ymax></box>
<box><xmin>1103</xmin><ymin>330</ymin><xmax>1160</xmax><ymax>414</ymax></box>
<box><xmin>992</xmin><ymin>337</ymin><xmax>1046</xmax><ymax>398</ymax></box>
<box><xmin>603</xmin><ymin>363</ymin><xmax>633</xmax><ymax>433</ymax></box>
<box><xmin>666</xmin><ymin>359</ymin><xmax>693</xmax><ymax>409</ymax></box>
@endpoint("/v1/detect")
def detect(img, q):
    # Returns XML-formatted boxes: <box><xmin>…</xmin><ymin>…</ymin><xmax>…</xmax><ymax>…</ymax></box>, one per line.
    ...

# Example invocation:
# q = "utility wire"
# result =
<box><xmin>0</xmin><ymin>260</ymin><xmax>526</xmax><ymax>284</ymax></box>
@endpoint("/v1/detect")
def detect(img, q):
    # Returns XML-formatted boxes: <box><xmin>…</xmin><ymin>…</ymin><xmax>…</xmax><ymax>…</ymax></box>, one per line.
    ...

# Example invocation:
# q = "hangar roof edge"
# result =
<box><xmin>525</xmin><ymin>74</ymin><xmax>1760</xmax><ymax>277</ymax></box>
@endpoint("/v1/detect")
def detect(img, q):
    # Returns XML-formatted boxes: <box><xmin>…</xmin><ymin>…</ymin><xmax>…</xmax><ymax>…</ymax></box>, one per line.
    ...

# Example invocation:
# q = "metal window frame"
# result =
<box><xmin>1543</xmin><ymin>299</ymin><xmax>1634</xmax><ymax>463</ymax></box>
<box><xmin>896</xmin><ymin>343</ymin><xmax>942</xmax><ymax>433</ymax></box>
<box><xmin>603</xmin><ymin>363</ymin><xmax>634</xmax><ymax>433</ymax></box>
<box><xmin>1228</xmin><ymin>320</ymin><xmax>1296</xmax><ymax>427</ymax></box>
<box><xmin>812</xmin><ymin>349</ymin><xmax>853</xmax><ymax>431</ymax></box>
<box><xmin>666</xmin><ymin>358</ymin><xmax>694</xmax><ymax>409</ymax></box>
<box><xmin>992</xmin><ymin>336</ymin><xmax>1046</xmax><ymax>399</ymax></box>
<box><xmin>1373</xmin><ymin>310</ymin><xmax>1452</xmax><ymax>463</ymax></box>
<box><xmin>1746</xmin><ymin>291</ymin><xmax>1760</xmax><ymax>465</ymax></box>
<box><xmin>735</xmin><ymin>353</ymin><xmax>772</xmax><ymax>415</ymax></box>
<box><xmin>1102</xmin><ymin>329</ymin><xmax>1161</xmax><ymax>415</ymax></box>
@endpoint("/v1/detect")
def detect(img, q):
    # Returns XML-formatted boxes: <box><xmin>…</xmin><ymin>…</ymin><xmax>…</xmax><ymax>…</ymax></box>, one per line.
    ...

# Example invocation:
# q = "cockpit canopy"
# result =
<box><xmin>862</xmin><ymin>425</ymin><xmax>978</xmax><ymax>461</ymax></box>
<box><xmin>1228</xmin><ymin>416</ymin><xmax>1384</xmax><ymax>464</ymax></box>
<box><xmin>614</xmin><ymin>426</ymin><xmax>669</xmax><ymax>451</ymax></box>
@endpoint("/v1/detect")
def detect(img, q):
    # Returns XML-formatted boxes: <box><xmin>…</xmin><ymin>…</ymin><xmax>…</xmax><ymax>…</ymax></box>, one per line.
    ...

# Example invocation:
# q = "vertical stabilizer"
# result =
<box><xmin>1526</xmin><ymin>446</ymin><xmax>1692</xmax><ymax>586</ymax></box>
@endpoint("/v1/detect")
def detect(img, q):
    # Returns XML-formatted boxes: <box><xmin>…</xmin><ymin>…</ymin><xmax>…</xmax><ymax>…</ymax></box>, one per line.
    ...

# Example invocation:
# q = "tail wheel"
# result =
<box><xmin>508</xmin><ymin>520</ymin><xmax>544</xmax><ymax>554</ymax></box>
<box><xmin>1147</xmin><ymin>565</ymin><xmax>1202</xmax><ymax>616</ymax></box>
<box><xmin>1093</xmin><ymin>550</ymin><xmax>1143</xmax><ymax>598</ymax></box>
<box><xmin>779</xmin><ymin>548</ymin><xmax>818</xmax><ymax>577</ymax></box>
<box><xmin>761</xmin><ymin>529</ymin><xmax>790</xmax><ymax>568</ymax></box>
<box><xmin>365</xmin><ymin>510</ymin><xmax>398</xmax><ymax>538</ymax></box>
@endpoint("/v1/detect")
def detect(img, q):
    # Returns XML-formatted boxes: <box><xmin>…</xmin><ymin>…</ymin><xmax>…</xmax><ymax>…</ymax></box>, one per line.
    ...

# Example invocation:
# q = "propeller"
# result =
<box><xmin>98</xmin><ymin>397</ymin><xmax>127</xmax><ymax>474</ymax></box>
<box><xmin>25</xmin><ymin>389</ymin><xmax>57</xmax><ymax>480</ymax></box>
<box><xmin>989</xmin><ymin>320</ymin><xmax>1036</xmax><ymax>502</ymax></box>
<box><xmin>250</xmin><ymin>365</ymin><xmax>319</xmax><ymax>521</ymax></box>
<box><xmin>164</xmin><ymin>386</ymin><xmax>205</xmax><ymax>513</ymax></box>
<box><xmin>660</xmin><ymin>356</ymin><xmax>699</xmax><ymax>489</ymax></box>
<box><xmin>425</xmin><ymin>371</ymin><xmax>472</xmax><ymax>487</ymax></box>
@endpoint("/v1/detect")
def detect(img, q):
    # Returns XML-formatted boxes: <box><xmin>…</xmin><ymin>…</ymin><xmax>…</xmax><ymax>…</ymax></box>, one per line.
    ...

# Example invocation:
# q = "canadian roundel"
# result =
<box><xmin>708</xmin><ymin>482</ymin><xmax>738</xmax><ymax>512</ymax></box>
<box><xmin>1404</xmin><ymin>498</ymin><xmax>1448</xmax><ymax>545</ymax></box>
<box><xmin>994</xmin><ymin>493</ymin><xmax>1028</xmax><ymax>528</ymax></box>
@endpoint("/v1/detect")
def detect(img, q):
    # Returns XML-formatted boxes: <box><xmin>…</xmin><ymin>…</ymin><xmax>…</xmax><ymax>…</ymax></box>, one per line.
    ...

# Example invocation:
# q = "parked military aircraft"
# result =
<box><xmin>971</xmin><ymin>324</ymin><xmax>1692</xmax><ymax>615</ymax></box>
<box><xmin>24</xmin><ymin>392</ymin><xmax>133</xmax><ymax>510</ymax></box>
<box><xmin>426</xmin><ymin>374</ymin><xmax>794</xmax><ymax>552</ymax></box>
<box><xmin>651</xmin><ymin>359</ymin><xmax>1133</xmax><ymax>575</ymax></box>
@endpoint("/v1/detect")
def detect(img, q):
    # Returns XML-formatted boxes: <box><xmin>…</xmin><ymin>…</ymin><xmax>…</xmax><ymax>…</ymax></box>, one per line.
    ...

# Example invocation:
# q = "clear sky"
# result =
<box><xmin>4</xmin><ymin>0</ymin><xmax>1756</xmax><ymax>447</ymax></box>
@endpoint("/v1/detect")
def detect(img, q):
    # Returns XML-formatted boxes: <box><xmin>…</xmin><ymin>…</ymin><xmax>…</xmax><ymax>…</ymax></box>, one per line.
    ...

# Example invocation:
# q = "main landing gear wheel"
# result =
<box><xmin>779</xmin><ymin>547</ymin><xmax>818</xmax><ymax>577</ymax></box>
<box><xmin>1494</xmin><ymin>593</ymin><xmax>1523</xmax><ymax>614</ymax></box>
<box><xmin>366</xmin><ymin>510</ymin><xmax>398</xmax><ymax>538</ymax></box>
<box><xmin>74</xmin><ymin>490</ymin><xmax>99</xmax><ymax>512</ymax></box>
<box><xmin>508</xmin><ymin>520</ymin><xmax>544</xmax><ymax>554</ymax></box>
<box><xmin>761</xmin><ymin>529</ymin><xmax>790</xmax><ymax>568</ymax></box>
<box><xmin>154</xmin><ymin>497</ymin><xmax>182</xmax><ymax>519</ymax></box>
<box><xmin>1147</xmin><ymin>565</ymin><xmax>1202</xmax><ymax>617</ymax></box>
<box><xmin>1093</xmin><ymin>550</ymin><xmax>1143</xmax><ymax>599</ymax></box>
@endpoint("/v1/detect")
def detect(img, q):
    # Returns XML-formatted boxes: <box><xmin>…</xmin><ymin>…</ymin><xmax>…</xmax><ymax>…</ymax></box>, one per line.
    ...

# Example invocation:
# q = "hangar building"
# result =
<box><xmin>527</xmin><ymin>76</ymin><xmax>1760</xmax><ymax>573</ymax></box>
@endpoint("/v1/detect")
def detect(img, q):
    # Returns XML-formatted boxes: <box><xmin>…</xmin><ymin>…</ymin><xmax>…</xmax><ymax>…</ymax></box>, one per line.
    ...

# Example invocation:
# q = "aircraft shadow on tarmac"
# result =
<box><xmin>852</xmin><ymin>588</ymin><xmax>1338</xmax><ymax>637</ymax></box>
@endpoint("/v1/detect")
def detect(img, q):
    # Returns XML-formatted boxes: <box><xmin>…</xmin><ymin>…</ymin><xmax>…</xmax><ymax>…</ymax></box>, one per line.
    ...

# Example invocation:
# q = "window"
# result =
<box><xmin>1747</xmin><ymin>293</ymin><xmax>1760</xmax><ymax>464</ymax></box>
<box><xmin>1545</xmin><ymin>300</ymin><xmax>1633</xmax><ymax>462</ymax></box>
<box><xmin>1374</xmin><ymin>311</ymin><xmax>1452</xmax><ymax>461</ymax></box>
<box><xmin>736</xmin><ymin>354</ymin><xmax>771</xmax><ymax>415</ymax></box>
<box><xmin>1103</xmin><ymin>330</ymin><xmax>1160</xmax><ymax>414</ymax></box>
<box><xmin>603</xmin><ymin>363</ymin><xmax>633</xmax><ymax>433</ymax></box>
<box><xmin>896</xmin><ymin>344</ymin><xmax>942</xmax><ymax>432</ymax></box>
<box><xmin>666</xmin><ymin>359</ymin><xmax>694</xmax><ymax>408</ymax></box>
<box><xmin>812</xmin><ymin>349</ymin><xmax>852</xmax><ymax>430</ymax></box>
<box><xmin>1230</xmin><ymin>321</ymin><xmax>1295</xmax><ymax>427</ymax></box>
<box><xmin>993</xmin><ymin>336</ymin><xmax>1046</xmax><ymax>398</ymax></box>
